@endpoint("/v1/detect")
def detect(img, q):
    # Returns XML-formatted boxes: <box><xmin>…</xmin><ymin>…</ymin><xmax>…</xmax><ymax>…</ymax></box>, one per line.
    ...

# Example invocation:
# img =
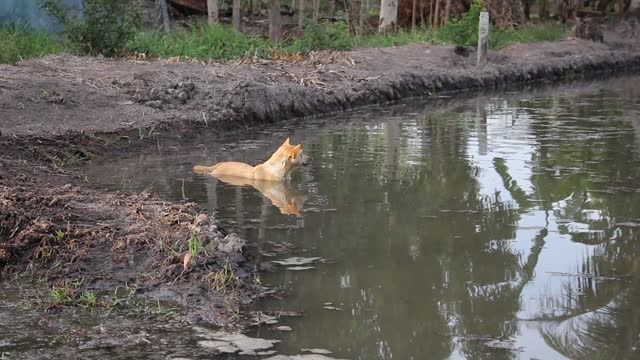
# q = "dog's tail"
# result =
<box><xmin>193</xmin><ymin>164</ymin><xmax>219</xmax><ymax>174</ymax></box>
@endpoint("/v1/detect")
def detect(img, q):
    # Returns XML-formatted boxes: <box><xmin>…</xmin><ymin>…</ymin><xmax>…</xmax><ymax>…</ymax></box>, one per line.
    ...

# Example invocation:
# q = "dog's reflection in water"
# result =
<box><xmin>214</xmin><ymin>174</ymin><xmax>307</xmax><ymax>216</ymax></box>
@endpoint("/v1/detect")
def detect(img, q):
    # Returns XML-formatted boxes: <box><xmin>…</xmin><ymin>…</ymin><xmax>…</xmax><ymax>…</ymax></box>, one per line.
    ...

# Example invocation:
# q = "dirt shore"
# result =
<box><xmin>1</xmin><ymin>35</ymin><xmax>640</xmax><ymax>327</ymax></box>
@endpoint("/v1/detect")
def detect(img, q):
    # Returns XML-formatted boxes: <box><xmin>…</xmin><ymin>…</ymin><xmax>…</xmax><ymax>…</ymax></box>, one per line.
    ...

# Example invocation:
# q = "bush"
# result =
<box><xmin>42</xmin><ymin>0</ymin><xmax>142</xmax><ymax>56</ymax></box>
<box><xmin>437</xmin><ymin>0</ymin><xmax>484</xmax><ymax>46</ymax></box>
<box><xmin>0</xmin><ymin>24</ymin><xmax>62</xmax><ymax>64</ymax></box>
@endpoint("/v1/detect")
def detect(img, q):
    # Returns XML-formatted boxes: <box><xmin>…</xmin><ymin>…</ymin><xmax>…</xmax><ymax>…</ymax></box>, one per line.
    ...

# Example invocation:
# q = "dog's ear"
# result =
<box><xmin>288</xmin><ymin>144</ymin><xmax>301</xmax><ymax>158</ymax></box>
<box><xmin>283</xmin><ymin>138</ymin><xmax>291</xmax><ymax>146</ymax></box>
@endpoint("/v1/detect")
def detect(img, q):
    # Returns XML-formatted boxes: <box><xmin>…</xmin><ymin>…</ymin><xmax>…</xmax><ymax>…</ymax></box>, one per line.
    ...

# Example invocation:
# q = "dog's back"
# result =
<box><xmin>193</xmin><ymin>162</ymin><xmax>255</xmax><ymax>178</ymax></box>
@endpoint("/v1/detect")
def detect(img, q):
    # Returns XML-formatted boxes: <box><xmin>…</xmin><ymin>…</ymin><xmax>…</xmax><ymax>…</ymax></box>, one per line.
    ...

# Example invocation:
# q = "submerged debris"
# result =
<box><xmin>272</xmin><ymin>257</ymin><xmax>322</xmax><ymax>266</ymax></box>
<box><xmin>196</xmin><ymin>329</ymin><xmax>280</xmax><ymax>355</ymax></box>
<box><xmin>302</xmin><ymin>348</ymin><xmax>333</xmax><ymax>354</ymax></box>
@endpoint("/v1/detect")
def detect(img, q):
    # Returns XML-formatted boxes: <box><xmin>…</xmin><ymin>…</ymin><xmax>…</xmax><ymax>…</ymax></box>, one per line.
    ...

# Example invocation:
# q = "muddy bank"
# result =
<box><xmin>2</xmin><ymin>40</ymin><xmax>640</xmax><ymax>140</ymax></box>
<box><xmin>1</xmin><ymin>35</ymin><xmax>640</xmax><ymax>331</ymax></box>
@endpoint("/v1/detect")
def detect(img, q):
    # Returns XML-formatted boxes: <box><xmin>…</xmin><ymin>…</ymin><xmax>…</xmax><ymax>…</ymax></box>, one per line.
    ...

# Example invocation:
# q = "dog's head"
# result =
<box><xmin>280</xmin><ymin>138</ymin><xmax>310</xmax><ymax>171</ymax></box>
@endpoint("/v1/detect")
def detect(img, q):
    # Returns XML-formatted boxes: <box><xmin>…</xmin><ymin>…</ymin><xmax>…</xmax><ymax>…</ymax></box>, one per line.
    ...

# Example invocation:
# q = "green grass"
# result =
<box><xmin>489</xmin><ymin>24</ymin><xmax>566</xmax><ymax>49</ymax></box>
<box><xmin>126</xmin><ymin>23</ymin><xmax>272</xmax><ymax>61</ymax></box>
<box><xmin>355</xmin><ymin>28</ymin><xmax>438</xmax><ymax>48</ymax></box>
<box><xmin>1</xmin><ymin>19</ymin><xmax>565</xmax><ymax>64</ymax></box>
<box><xmin>50</xmin><ymin>285</ymin><xmax>73</xmax><ymax>305</ymax></box>
<box><xmin>0</xmin><ymin>24</ymin><xmax>63</xmax><ymax>64</ymax></box>
<box><xmin>126</xmin><ymin>21</ymin><xmax>565</xmax><ymax>62</ymax></box>
<box><xmin>188</xmin><ymin>230</ymin><xmax>202</xmax><ymax>264</ymax></box>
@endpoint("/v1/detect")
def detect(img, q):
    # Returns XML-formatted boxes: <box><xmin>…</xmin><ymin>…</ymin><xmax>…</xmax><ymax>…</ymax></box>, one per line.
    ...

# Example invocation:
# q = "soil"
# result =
<box><xmin>1</xmin><ymin>25</ymin><xmax>640</xmax><ymax>328</ymax></box>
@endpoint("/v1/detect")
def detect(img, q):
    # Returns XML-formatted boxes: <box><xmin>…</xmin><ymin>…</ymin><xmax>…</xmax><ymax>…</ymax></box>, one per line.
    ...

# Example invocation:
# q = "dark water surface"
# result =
<box><xmin>81</xmin><ymin>76</ymin><xmax>640</xmax><ymax>359</ymax></box>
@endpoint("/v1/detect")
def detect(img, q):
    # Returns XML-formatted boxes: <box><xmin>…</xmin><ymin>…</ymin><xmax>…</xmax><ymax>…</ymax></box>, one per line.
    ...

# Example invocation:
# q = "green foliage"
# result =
<box><xmin>0</xmin><ymin>24</ymin><xmax>62</xmax><ymax>64</ymax></box>
<box><xmin>54</xmin><ymin>229</ymin><xmax>65</xmax><ymax>241</ymax></box>
<box><xmin>50</xmin><ymin>285</ymin><xmax>73</xmax><ymax>305</ymax></box>
<box><xmin>283</xmin><ymin>22</ymin><xmax>353</xmax><ymax>53</ymax></box>
<box><xmin>356</xmin><ymin>28</ymin><xmax>437</xmax><ymax>48</ymax></box>
<box><xmin>437</xmin><ymin>0</ymin><xmax>485</xmax><ymax>46</ymax></box>
<box><xmin>6</xmin><ymin>1</ymin><xmax>565</xmax><ymax>64</ymax></box>
<box><xmin>435</xmin><ymin>0</ymin><xmax>565</xmax><ymax>48</ymax></box>
<box><xmin>127</xmin><ymin>23</ymin><xmax>272</xmax><ymax>61</ymax></box>
<box><xmin>41</xmin><ymin>0</ymin><xmax>142</xmax><ymax>56</ymax></box>
<box><xmin>188</xmin><ymin>230</ymin><xmax>202</xmax><ymax>263</ymax></box>
<box><xmin>489</xmin><ymin>23</ymin><xmax>566</xmax><ymax>49</ymax></box>
<box><xmin>79</xmin><ymin>291</ymin><xmax>97</xmax><ymax>307</ymax></box>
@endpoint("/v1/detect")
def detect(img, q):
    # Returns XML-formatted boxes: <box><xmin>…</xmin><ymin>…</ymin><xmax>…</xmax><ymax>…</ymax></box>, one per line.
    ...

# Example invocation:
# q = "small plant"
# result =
<box><xmin>188</xmin><ymin>230</ymin><xmax>202</xmax><ymax>264</ymax></box>
<box><xmin>50</xmin><ymin>285</ymin><xmax>73</xmax><ymax>305</ymax></box>
<box><xmin>41</xmin><ymin>0</ymin><xmax>142</xmax><ymax>56</ymax></box>
<box><xmin>79</xmin><ymin>291</ymin><xmax>97</xmax><ymax>307</ymax></box>
<box><xmin>54</xmin><ymin>229</ymin><xmax>65</xmax><ymax>241</ymax></box>
<box><xmin>208</xmin><ymin>260</ymin><xmax>236</xmax><ymax>291</ymax></box>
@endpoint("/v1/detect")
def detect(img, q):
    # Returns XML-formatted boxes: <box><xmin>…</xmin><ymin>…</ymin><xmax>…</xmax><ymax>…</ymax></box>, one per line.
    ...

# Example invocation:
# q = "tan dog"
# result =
<box><xmin>193</xmin><ymin>138</ymin><xmax>309</xmax><ymax>181</ymax></box>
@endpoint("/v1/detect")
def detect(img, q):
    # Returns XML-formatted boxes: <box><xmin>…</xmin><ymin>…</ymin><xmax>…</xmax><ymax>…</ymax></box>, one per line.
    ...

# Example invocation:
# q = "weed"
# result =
<box><xmin>188</xmin><ymin>230</ymin><xmax>202</xmax><ymax>264</ymax></box>
<box><xmin>79</xmin><ymin>291</ymin><xmax>97</xmax><ymax>307</ymax></box>
<box><xmin>208</xmin><ymin>260</ymin><xmax>237</xmax><ymax>291</ymax></box>
<box><xmin>50</xmin><ymin>285</ymin><xmax>73</xmax><ymax>305</ymax></box>
<box><xmin>54</xmin><ymin>229</ymin><xmax>65</xmax><ymax>241</ymax></box>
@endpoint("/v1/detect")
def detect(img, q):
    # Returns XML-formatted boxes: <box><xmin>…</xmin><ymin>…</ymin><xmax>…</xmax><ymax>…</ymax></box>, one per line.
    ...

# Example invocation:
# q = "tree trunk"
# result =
<box><xmin>312</xmin><ymin>0</ymin><xmax>320</xmax><ymax>22</ymax></box>
<box><xmin>445</xmin><ymin>0</ymin><xmax>451</xmax><ymax>23</ymax></box>
<box><xmin>348</xmin><ymin>0</ymin><xmax>362</xmax><ymax>36</ymax></box>
<box><xmin>359</xmin><ymin>0</ymin><xmax>366</xmax><ymax>31</ymax></box>
<box><xmin>270</xmin><ymin>0</ymin><xmax>282</xmax><ymax>40</ymax></box>
<box><xmin>521</xmin><ymin>0</ymin><xmax>530</xmax><ymax>20</ymax></box>
<box><xmin>298</xmin><ymin>0</ymin><xmax>305</xmax><ymax>29</ymax></box>
<box><xmin>291</xmin><ymin>0</ymin><xmax>296</xmax><ymax>11</ymax></box>
<box><xmin>434</xmin><ymin>0</ymin><xmax>440</xmax><ymax>27</ymax></box>
<box><xmin>539</xmin><ymin>0</ymin><xmax>549</xmax><ymax>19</ymax></box>
<box><xmin>207</xmin><ymin>0</ymin><xmax>219</xmax><ymax>24</ymax></box>
<box><xmin>412</xmin><ymin>0</ymin><xmax>417</xmax><ymax>30</ymax></box>
<box><xmin>430</xmin><ymin>0</ymin><xmax>435</xmax><ymax>27</ymax></box>
<box><xmin>233</xmin><ymin>0</ymin><xmax>241</xmax><ymax>31</ymax></box>
<box><xmin>379</xmin><ymin>0</ymin><xmax>398</xmax><ymax>32</ymax></box>
<box><xmin>159</xmin><ymin>0</ymin><xmax>170</xmax><ymax>32</ymax></box>
<box><xmin>329</xmin><ymin>0</ymin><xmax>336</xmax><ymax>15</ymax></box>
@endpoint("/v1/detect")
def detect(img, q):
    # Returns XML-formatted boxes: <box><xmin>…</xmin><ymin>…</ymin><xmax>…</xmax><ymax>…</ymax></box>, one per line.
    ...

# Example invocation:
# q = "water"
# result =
<box><xmin>83</xmin><ymin>76</ymin><xmax>640</xmax><ymax>359</ymax></box>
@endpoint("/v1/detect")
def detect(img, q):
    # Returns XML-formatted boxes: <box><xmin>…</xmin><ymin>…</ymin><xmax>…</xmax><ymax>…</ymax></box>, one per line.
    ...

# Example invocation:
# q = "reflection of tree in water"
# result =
<box><xmin>506</xmin><ymin>89</ymin><xmax>640</xmax><ymax>358</ymax></box>
<box><xmin>297</xmin><ymin>111</ymin><xmax>527</xmax><ymax>359</ymax></box>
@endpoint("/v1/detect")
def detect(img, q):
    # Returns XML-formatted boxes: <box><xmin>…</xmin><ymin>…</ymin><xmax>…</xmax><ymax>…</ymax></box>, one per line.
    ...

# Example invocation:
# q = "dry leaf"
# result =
<box><xmin>183</xmin><ymin>251</ymin><xmax>193</xmax><ymax>270</ymax></box>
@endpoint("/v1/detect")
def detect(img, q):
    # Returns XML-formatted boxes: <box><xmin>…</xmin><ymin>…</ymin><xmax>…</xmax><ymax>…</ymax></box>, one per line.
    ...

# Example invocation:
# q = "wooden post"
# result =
<box><xmin>233</xmin><ymin>0</ymin><xmax>241</xmax><ymax>31</ymax></box>
<box><xmin>207</xmin><ymin>0</ymin><xmax>218</xmax><ymax>24</ymax></box>
<box><xmin>477</xmin><ymin>11</ymin><xmax>489</xmax><ymax>66</ymax></box>
<box><xmin>159</xmin><ymin>0</ymin><xmax>170</xmax><ymax>33</ymax></box>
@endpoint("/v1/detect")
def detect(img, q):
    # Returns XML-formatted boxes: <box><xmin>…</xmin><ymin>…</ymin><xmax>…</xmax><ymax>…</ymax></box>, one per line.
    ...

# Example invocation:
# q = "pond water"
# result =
<box><xmin>83</xmin><ymin>75</ymin><xmax>640</xmax><ymax>359</ymax></box>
